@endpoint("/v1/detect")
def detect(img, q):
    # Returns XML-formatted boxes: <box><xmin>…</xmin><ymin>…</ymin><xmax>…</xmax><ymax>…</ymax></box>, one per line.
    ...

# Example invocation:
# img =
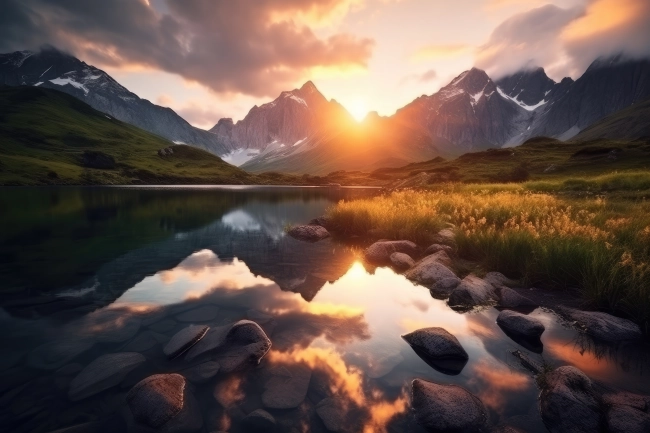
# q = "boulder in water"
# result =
<box><xmin>163</xmin><ymin>325</ymin><xmax>209</xmax><ymax>359</ymax></box>
<box><xmin>364</xmin><ymin>240</ymin><xmax>418</xmax><ymax>264</ymax></box>
<box><xmin>556</xmin><ymin>307</ymin><xmax>641</xmax><ymax>342</ymax></box>
<box><xmin>68</xmin><ymin>352</ymin><xmax>146</xmax><ymax>401</ymax></box>
<box><xmin>287</xmin><ymin>225</ymin><xmax>330</xmax><ymax>242</ymax></box>
<box><xmin>262</xmin><ymin>363</ymin><xmax>312</xmax><ymax>409</ymax></box>
<box><xmin>402</xmin><ymin>327</ymin><xmax>468</xmax><ymax>375</ymax></box>
<box><xmin>404</xmin><ymin>255</ymin><xmax>459</xmax><ymax>286</ymax></box>
<box><xmin>448</xmin><ymin>275</ymin><xmax>496</xmax><ymax>309</ymax></box>
<box><xmin>497</xmin><ymin>310</ymin><xmax>545</xmax><ymax>339</ymax></box>
<box><xmin>389</xmin><ymin>252</ymin><xmax>415</xmax><ymax>270</ymax></box>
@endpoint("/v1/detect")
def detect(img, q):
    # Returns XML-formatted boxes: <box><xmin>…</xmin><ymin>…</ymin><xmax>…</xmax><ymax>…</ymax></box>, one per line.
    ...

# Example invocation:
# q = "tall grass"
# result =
<box><xmin>327</xmin><ymin>190</ymin><xmax>650</xmax><ymax>329</ymax></box>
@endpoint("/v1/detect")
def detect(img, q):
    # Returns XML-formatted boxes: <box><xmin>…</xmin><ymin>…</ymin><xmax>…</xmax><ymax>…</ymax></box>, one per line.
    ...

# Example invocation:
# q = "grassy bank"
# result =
<box><xmin>326</xmin><ymin>188</ymin><xmax>650</xmax><ymax>330</ymax></box>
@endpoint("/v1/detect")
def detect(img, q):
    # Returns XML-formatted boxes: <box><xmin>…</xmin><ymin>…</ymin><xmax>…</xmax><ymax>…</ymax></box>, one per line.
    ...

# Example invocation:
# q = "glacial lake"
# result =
<box><xmin>1</xmin><ymin>186</ymin><xmax>649</xmax><ymax>433</ymax></box>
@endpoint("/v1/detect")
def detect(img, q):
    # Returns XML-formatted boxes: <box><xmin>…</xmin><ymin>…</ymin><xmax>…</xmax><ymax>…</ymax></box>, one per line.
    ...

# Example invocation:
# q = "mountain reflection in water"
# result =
<box><xmin>1</xmin><ymin>187</ymin><xmax>649</xmax><ymax>433</ymax></box>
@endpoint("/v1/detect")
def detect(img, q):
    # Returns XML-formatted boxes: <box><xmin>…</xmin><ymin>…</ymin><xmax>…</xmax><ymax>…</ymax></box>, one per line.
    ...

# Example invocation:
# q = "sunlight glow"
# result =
<box><xmin>341</xmin><ymin>97</ymin><xmax>369</xmax><ymax>122</ymax></box>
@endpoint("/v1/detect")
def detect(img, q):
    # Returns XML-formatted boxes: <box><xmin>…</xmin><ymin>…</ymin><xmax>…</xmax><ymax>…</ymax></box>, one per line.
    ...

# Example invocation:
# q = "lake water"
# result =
<box><xmin>1</xmin><ymin>186</ymin><xmax>649</xmax><ymax>433</ymax></box>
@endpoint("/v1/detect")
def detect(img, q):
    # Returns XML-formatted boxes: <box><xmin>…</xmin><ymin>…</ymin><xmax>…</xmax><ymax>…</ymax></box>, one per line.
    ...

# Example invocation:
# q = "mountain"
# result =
<box><xmin>0</xmin><ymin>47</ymin><xmax>229</xmax><ymax>154</ymax></box>
<box><xmin>209</xmin><ymin>81</ymin><xmax>353</xmax><ymax>165</ymax></box>
<box><xmin>0</xmin><ymin>86</ymin><xmax>250</xmax><ymax>185</ymax></box>
<box><xmin>525</xmin><ymin>55</ymin><xmax>650</xmax><ymax>140</ymax></box>
<box><xmin>495</xmin><ymin>66</ymin><xmax>561</xmax><ymax>107</ymax></box>
<box><xmin>393</xmin><ymin>68</ymin><xmax>530</xmax><ymax>153</ymax></box>
<box><xmin>572</xmin><ymin>96</ymin><xmax>650</xmax><ymax>141</ymax></box>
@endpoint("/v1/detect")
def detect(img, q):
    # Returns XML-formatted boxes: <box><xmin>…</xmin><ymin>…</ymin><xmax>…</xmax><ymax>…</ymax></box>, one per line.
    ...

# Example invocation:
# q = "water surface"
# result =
<box><xmin>1</xmin><ymin>187</ymin><xmax>648</xmax><ymax>433</ymax></box>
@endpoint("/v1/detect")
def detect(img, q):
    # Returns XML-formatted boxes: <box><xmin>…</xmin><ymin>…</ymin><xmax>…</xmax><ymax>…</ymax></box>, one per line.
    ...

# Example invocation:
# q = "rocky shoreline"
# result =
<box><xmin>287</xmin><ymin>219</ymin><xmax>649</xmax><ymax>432</ymax></box>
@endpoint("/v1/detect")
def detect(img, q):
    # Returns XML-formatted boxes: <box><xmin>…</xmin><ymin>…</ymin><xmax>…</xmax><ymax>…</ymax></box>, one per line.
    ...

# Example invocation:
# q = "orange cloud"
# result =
<box><xmin>562</xmin><ymin>0</ymin><xmax>643</xmax><ymax>41</ymax></box>
<box><xmin>469</xmin><ymin>359</ymin><xmax>531</xmax><ymax>413</ymax></box>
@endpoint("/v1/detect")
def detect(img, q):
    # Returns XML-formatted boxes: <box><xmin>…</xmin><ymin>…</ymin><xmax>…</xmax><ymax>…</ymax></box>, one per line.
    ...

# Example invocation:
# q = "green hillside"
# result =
<box><xmin>573</xmin><ymin>97</ymin><xmax>650</xmax><ymax>141</ymax></box>
<box><xmin>0</xmin><ymin>86</ymin><xmax>256</xmax><ymax>185</ymax></box>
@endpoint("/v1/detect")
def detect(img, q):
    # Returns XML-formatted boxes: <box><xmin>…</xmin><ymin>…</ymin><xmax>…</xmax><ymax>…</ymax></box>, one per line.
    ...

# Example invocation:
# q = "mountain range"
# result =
<box><xmin>2</xmin><ymin>46</ymin><xmax>649</xmax><ymax>175</ymax></box>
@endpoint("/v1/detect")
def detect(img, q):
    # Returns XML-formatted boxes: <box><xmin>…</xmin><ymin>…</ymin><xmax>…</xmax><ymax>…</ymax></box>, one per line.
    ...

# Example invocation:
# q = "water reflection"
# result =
<box><xmin>1</xmin><ymin>187</ymin><xmax>649</xmax><ymax>433</ymax></box>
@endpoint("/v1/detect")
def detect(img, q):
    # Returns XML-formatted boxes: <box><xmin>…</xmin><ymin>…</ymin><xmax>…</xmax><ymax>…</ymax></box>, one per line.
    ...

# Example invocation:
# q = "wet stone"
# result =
<box><xmin>316</xmin><ymin>397</ymin><xmax>347</xmax><ymax>432</ymax></box>
<box><xmin>389</xmin><ymin>252</ymin><xmax>415</xmax><ymax>270</ymax></box>
<box><xmin>429</xmin><ymin>277</ymin><xmax>461</xmax><ymax>299</ymax></box>
<box><xmin>164</xmin><ymin>325</ymin><xmax>209</xmax><ymax>359</ymax></box>
<box><xmin>411</xmin><ymin>379</ymin><xmax>487</xmax><ymax>432</ymax></box>
<box><xmin>497</xmin><ymin>310</ymin><xmax>545</xmax><ymax>339</ymax></box>
<box><xmin>262</xmin><ymin>363</ymin><xmax>312</xmax><ymax>409</ymax></box>
<box><xmin>120</xmin><ymin>330</ymin><xmax>168</xmax><ymax>352</ymax></box>
<box><xmin>184</xmin><ymin>324</ymin><xmax>231</xmax><ymax>362</ymax></box>
<box><xmin>28</xmin><ymin>338</ymin><xmax>95</xmax><ymax>371</ymax></box>
<box><xmin>184</xmin><ymin>361</ymin><xmax>220</xmax><ymax>384</ymax></box>
<box><xmin>498</xmin><ymin>287</ymin><xmax>536</xmax><ymax>308</ymax></box>
<box><xmin>404</xmin><ymin>255</ymin><xmax>459</xmax><ymax>286</ymax></box>
<box><xmin>557</xmin><ymin>307</ymin><xmax>642</xmax><ymax>342</ymax></box>
<box><xmin>606</xmin><ymin>403</ymin><xmax>650</xmax><ymax>433</ymax></box>
<box><xmin>448</xmin><ymin>275</ymin><xmax>496</xmax><ymax>309</ymax></box>
<box><xmin>217</xmin><ymin>320</ymin><xmax>271</xmax><ymax>373</ymax></box>
<box><xmin>242</xmin><ymin>409</ymin><xmax>276</xmax><ymax>432</ymax></box>
<box><xmin>287</xmin><ymin>224</ymin><xmax>330</xmax><ymax>242</ymax></box>
<box><xmin>364</xmin><ymin>240</ymin><xmax>418</xmax><ymax>264</ymax></box>
<box><xmin>148</xmin><ymin>319</ymin><xmax>178</xmax><ymax>334</ymax></box>
<box><xmin>402</xmin><ymin>327</ymin><xmax>468</xmax><ymax>375</ymax></box>
<box><xmin>69</xmin><ymin>352</ymin><xmax>146</xmax><ymax>401</ymax></box>
<box><xmin>484</xmin><ymin>272</ymin><xmax>518</xmax><ymax>289</ymax></box>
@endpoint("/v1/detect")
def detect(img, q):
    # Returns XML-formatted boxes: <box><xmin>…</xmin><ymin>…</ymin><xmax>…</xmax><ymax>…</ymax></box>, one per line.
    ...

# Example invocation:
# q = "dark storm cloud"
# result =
<box><xmin>0</xmin><ymin>0</ymin><xmax>374</xmax><ymax>97</ymax></box>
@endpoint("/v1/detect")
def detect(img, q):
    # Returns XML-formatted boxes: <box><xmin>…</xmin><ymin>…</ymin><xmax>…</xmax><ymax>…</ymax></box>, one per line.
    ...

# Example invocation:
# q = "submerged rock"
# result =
<box><xmin>316</xmin><ymin>397</ymin><xmax>347</xmax><ymax>432</ymax></box>
<box><xmin>28</xmin><ymin>338</ymin><xmax>95</xmax><ymax>371</ymax></box>
<box><xmin>404</xmin><ymin>255</ymin><xmax>459</xmax><ymax>286</ymax></box>
<box><xmin>120</xmin><ymin>330</ymin><xmax>168</xmax><ymax>353</ymax></box>
<box><xmin>242</xmin><ymin>409</ymin><xmax>276</xmax><ymax>432</ymax></box>
<box><xmin>411</xmin><ymin>379</ymin><xmax>487</xmax><ymax>432</ymax></box>
<box><xmin>184</xmin><ymin>361</ymin><xmax>220</xmax><ymax>384</ymax></box>
<box><xmin>448</xmin><ymin>275</ymin><xmax>496</xmax><ymax>309</ymax></box>
<box><xmin>217</xmin><ymin>320</ymin><xmax>272</xmax><ymax>372</ymax></box>
<box><xmin>540</xmin><ymin>366</ymin><xmax>601</xmax><ymax>433</ymax></box>
<box><xmin>364</xmin><ymin>240</ymin><xmax>418</xmax><ymax>264</ymax></box>
<box><xmin>184</xmin><ymin>324</ymin><xmax>231</xmax><ymax>362</ymax></box>
<box><xmin>287</xmin><ymin>224</ymin><xmax>330</xmax><ymax>242</ymax></box>
<box><xmin>175</xmin><ymin>305</ymin><xmax>218</xmax><ymax>322</ymax></box>
<box><xmin>403</xmin><ymin>327</ymin><xmax>468</xmax><ymax>375</ymax></box>
<box><xmin>164</xmin><ymin>325</ymin><xmax>209</xmax><ymax>359</ymax></box>
<box><xmin>497</xmin><ymin>310</ymin><xmax>545</xmax><ymax>339</ymax></box>
<box><xmin>390</xmin><ymin>252</ymin><xmax>415</xmax><ymax>270</ymax></box>
<box><xmin>126</xmin><ymin>373</ymin><xmax>202</xmax><ymax>432</ymax></box>
<box><xmin>557</xmin><ymin>307</ymin><xmax>641</xmax><ymax>342</ymax></box>
<box><xmin>262</xmin><ymin>363</ymin><xmax>312</xmax><ymax>409</ymax></box>
<box><xmin>68</xmin><ymin>352</ymin><xmax>146</xmax><ymax>401</ymax></box>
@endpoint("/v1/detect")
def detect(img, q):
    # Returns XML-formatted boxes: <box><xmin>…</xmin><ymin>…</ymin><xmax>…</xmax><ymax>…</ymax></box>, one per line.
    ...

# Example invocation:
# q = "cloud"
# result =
<box><xmin>411</xmin><ymin>44</ymin><xmax>471</xmax><ymax>61</ymax></box>
<box><xmin>399</xmin><ymin>69</ymin><xmax>438</xmax><ymax>85</ymax></box>
<box><xmin>0</xmin><ymin>0</ymin><xmax>374</xmax><ymax>97</ymax></box>
<box><xmin>475</xmin><ymin>0</ymin><xmax>650</xmax><ymax>80</ymax></box>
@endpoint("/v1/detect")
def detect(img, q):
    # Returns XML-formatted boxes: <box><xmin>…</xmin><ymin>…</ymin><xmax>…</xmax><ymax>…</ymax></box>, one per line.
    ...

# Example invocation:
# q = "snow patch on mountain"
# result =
<box><xmin>496</xmin><ymin>86</ymin><xmax>547</xmax><ymax>111</ymax></box>
<box><xmin>222</xmin><ymin>148</ymin><xmax>261</xmax><ymax>166</ymax></box>
<box><xmin>50</xmin><ymin>77</ymin><xmax>89</xmax><ymax>95</ymax></box>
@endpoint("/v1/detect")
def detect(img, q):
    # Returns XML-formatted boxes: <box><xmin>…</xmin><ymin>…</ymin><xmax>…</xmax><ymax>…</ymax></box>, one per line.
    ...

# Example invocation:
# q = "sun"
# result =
<box><xmin>343</xmin><ymin>97</ymin><xmax>369</xmax><ymax>122</ymax></box>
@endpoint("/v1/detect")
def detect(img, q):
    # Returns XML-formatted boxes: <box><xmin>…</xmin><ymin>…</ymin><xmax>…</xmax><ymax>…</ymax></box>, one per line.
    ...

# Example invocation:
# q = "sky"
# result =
<box><xmin>2</xmin><ymin>0</ymin><xmax>650</xmax><ymax>127</ymax></box>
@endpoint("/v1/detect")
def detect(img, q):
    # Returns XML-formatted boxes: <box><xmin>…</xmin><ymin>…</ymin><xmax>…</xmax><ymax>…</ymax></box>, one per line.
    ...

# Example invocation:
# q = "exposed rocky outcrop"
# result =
<box><xmin>411</xmin><ymin>379</ymin><xmax>487</xmax><ymax>432</ymax></box>
<box><xmin>287</xmin><ymin>224</ymin><xmax>330</xmax><ymax>242</ymax></box>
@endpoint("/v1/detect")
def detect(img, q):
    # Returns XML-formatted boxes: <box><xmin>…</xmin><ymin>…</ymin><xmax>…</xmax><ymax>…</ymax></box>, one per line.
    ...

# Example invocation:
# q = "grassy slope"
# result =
<box><xmin>573</xmin><ymin>97</ymin><xmax>650</xmax><ymax>141</ymax></box>
<box><xmin>0</xmin><ymin>86</ymin><xmax>265</xmax><ymax>185</ymax></box>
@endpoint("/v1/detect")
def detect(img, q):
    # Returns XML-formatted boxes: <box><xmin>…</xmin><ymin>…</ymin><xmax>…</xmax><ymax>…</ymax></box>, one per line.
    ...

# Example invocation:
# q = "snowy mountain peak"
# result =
<box><xmin>495</xmin><ymin>66</ymin><xmax>555</xmax><ymax>107</ymax></box>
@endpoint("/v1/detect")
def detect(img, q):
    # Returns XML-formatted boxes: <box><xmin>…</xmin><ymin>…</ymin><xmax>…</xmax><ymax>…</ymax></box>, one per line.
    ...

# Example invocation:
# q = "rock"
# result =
<box><xmin>164</xmin><ymin>325</ymin><xmax>209</xmax><ymax>359</ymax></box>
<box><xmin>511</xmin><ymin>350</ymin><xmax>543</xmax><ymax>375</ymax></box>
<box><xmin>429</xmin><ymin>277</ymin><xmax>461</xmax><ymax>299</ymax></box>
<box><xmin>483</xmin><ymin>272</ymin><xmax>518</xmax><ymax>288</ymax></box>
<box><xmin>287</xmin><ymin>224</ymin><xmax>330</xmax><ymax>242</ymax></box>
<box><xmin>364</xmin><ymin>240</ymin><xmax>418</xmax><ymax>264</ymax></box>
<box><xmin>126</xmin><ymin>373</ymin><xmax>202</xmax><ymax>432</ymax></box>
<box><xmin>432</xmin><ymin>228</ymin><xmax>455</xmax><ymax>245</ymax></box>
<box><xmin>602</xmin><ymin>391</ymin><xmax>650</xmax><ymax>411</ymax></box>
<box><xmin>247</xmin><ymin>309</ymin><xmax>273</xmax><ymax>324</ymax></box>
<box><xmin>262</xmin><ymin>363</ymin><xmax>312</xmax><ymax>409</ymax></box>
<box><xmin>184</xmin><ymin>324</ymin><xmax>231</xmax><ymax>362</ymax></box>
<box><xmin>402</xmin><ymin>327</ymin><xmax>468</xmax><ymax>375</ymax></box>
<box><xmin>424</xmin><ymin>243</ymin><xmax>453</xmax><ymax>256</ymax></box>
<box><xmin>309</xmin><ymin>216</ymin><xmax>330</xmax><ymax>228</ymax></box>
<box><xmin>557</xmin><ymin>307</ymin><xmax>642</xmax><ymax>342</ymax></box>
<box><xmin>404</xmin><ymin>255</ymin><xmax>459</xmax><ymax>286</ymax></box>
<box><xmin>68</xmin><ymin>352</ymin><xmax>146</xmax><ymax>401</ymax></box>
<box><xmin>176</xmin><ymin>305</ymin><xmax>218</xmax><ymax>322</ymax></box>
<box><xmin>491</xmin><ymin>426</ymin><xmax>526</xmax><ymax>433</ymax></box>
<box><xmin>540</xmin><ymin>366</ymin><xmax>601</xmax><ymax>433</ymax></box>
<box><xmin>242</xmin><ymin>409</ymin><xmax>276</xmax><ymax>432</ymax></box>
<box><xmin>217</xmin><ymin>320</ymin><xmax>272</xmax><ymax>372</ymax></box>
<box><xmin>28</xmin><ymin>338</ymin><xmax>94</xmax><ymax>370</ymax></box>
<box><xmin>448</xmin><ymin>275</ymin><xmax>496</xmax><ymax>309</ymax></box>
<box><xmin>389</xmin><ymin>252</ymin><xmax>415</xmax><ymax>270</ymax></box>
<box><xmin>316</xmin><ymin>397</ymin><xmax>347</xmax><ymax>432</ymax></box>
<box><xmin>497</xmin><ymin>310</ymin><xmax>545</xmax><ymax>339</ymax></box>
<box><xmin>120</xmin><ymin>330</ymin><xmax>168</xmax><ymax>352</ymax></box>
<box><xmin>148</xmin><ymin>318</ymin><xmax>177</xmax><ymax>333</ymax></box>
<box><xmin>411</xmin><ymin>379</ymin><xmax>487</xmax><ymax>432</ymax></box>
<box><xmin>606</xmin><ymin>404</ymin><xmax>650</xmax><ymax>433</ymax></box>
<box><xmin>497</xmin><ymin>287</ymin><xmax>536</xmax><ymax>308</ymax></box>
<box><xmin>184</xmin><ymin>361</ymin><xmax>220</xmax><ymax>384</ymax></box>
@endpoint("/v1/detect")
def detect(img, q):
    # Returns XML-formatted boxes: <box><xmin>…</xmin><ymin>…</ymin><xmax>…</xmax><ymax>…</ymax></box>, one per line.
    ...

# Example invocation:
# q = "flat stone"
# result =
<box><xmin>424</xmin><ymin>243</ymin><xmax>453</xmax><ymax>256</ymax></box>
<box><xmin>411</xmin><ymin>379</ymin><xmax>487</xmax><ymax>432</ymax></box>
<box><xmin>68</xmin><ymin>352</ymin><xmax>146</xmax><ymax>401</ymax></box>
<box><xmin>497</xmin><ymin>310</ymin><xmax>545</xmax><ymax>339</ymax></box>
<box><xmin>448</xmin><ymin>275</ymin><xmax>496</xmax><ymax>309</ymax></box>
<box><xmin>127</xmin><ymin>374</ymin><xmax>185</xmax><ymax>429</ymax></box>
<box><xmin>607</xmin><ymin>404</ymin><xmax>650</xmax><ymax>433</ymax></box>
<box><xmin>184</xmin><ymin>361</ymin><xmax>220</xmax><ymax>384</ymax></box>
<box><xmin>148</xmin><ymin>319</ymin><xmax>178</xmax><ymax>333</ymax></box>
<box><xmin>540</xmin><ymin>366</ymin><xmax>601</xmax><ymax>433</ymax></box>
<box><xmin>28</xmin><ymin>338</ymin><xmax>94</xmax><ymax>371</ymax></box>
<box><xmin>402</xmin><ymin>327</ymin><xmax>468</xmax><ymax>374</ymax></box>
<box><xmin>390</xmin><ymin>252</ymin><xmax>415</xmax><ymax>270</ymax></box>
<box><xmin>404</xmin><ymin>255</ymin><xmax>459</xmax><ymax>286</ymax></box>
<box><xmin>120</xmin><ymin>330</ymin><xmax>168</xmax><ymax>352</ymax></box>
<box><xmin>364</xmin><ymin>240</ymin><xmax>418</xmax><ymax>264</ymax></box>
<box><xmin>316</xmin><ymin>397</ymin><xmax>347</xmax><ymax>432</ymax></box>
<box><xmin>262</xmin><ymin>363</ymin><xmax>312</xmax><ymax>409</ymax></box>
<box><xmin>217</xmin><ymin>320</ymin><xmax>272</xmax><ymax>372</ymax></box>
<box><xmin>557</xmin><ymin>307</ymin><xmax>642</xmax><ymax>342</ymax></box>
<box><xmin>184</xmin><ymin>324</ymin><xmax>231</xmax><ymax>362</ymax></box>
<box><xmin>484</xmin><ymin>272</ymin><xmax>518</xmax><ymax>288</ymax></box>
<box><xmin>164</xmin><ymin>325</ymin><xmax>209</xmax><ymax>359</ymax></box>
<box><xmin>288</xmin><ymin>224</ymin><xmax>330</xmax><ymax>242</ymax></box>
<box><xmin>176</xmin><ymin>305</ymin><xmax>219</xmax><ymax>322</ymax></box>
<box><xmin>242</xmin><ymin>409</ymin><xmax>276</xmax><ymax>431</ymax></box>
<box><xmin>498</xmin><ymin>287</ymin><xmax>536</xmax><ymax>308</ymax></box>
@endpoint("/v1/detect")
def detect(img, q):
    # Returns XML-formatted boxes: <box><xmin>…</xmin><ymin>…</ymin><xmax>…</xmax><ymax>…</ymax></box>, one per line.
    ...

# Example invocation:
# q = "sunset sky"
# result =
<box><xmin>2</xmin><ymin>0</ymin><xmax>650</xmax><ymax>127</ymax></box>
